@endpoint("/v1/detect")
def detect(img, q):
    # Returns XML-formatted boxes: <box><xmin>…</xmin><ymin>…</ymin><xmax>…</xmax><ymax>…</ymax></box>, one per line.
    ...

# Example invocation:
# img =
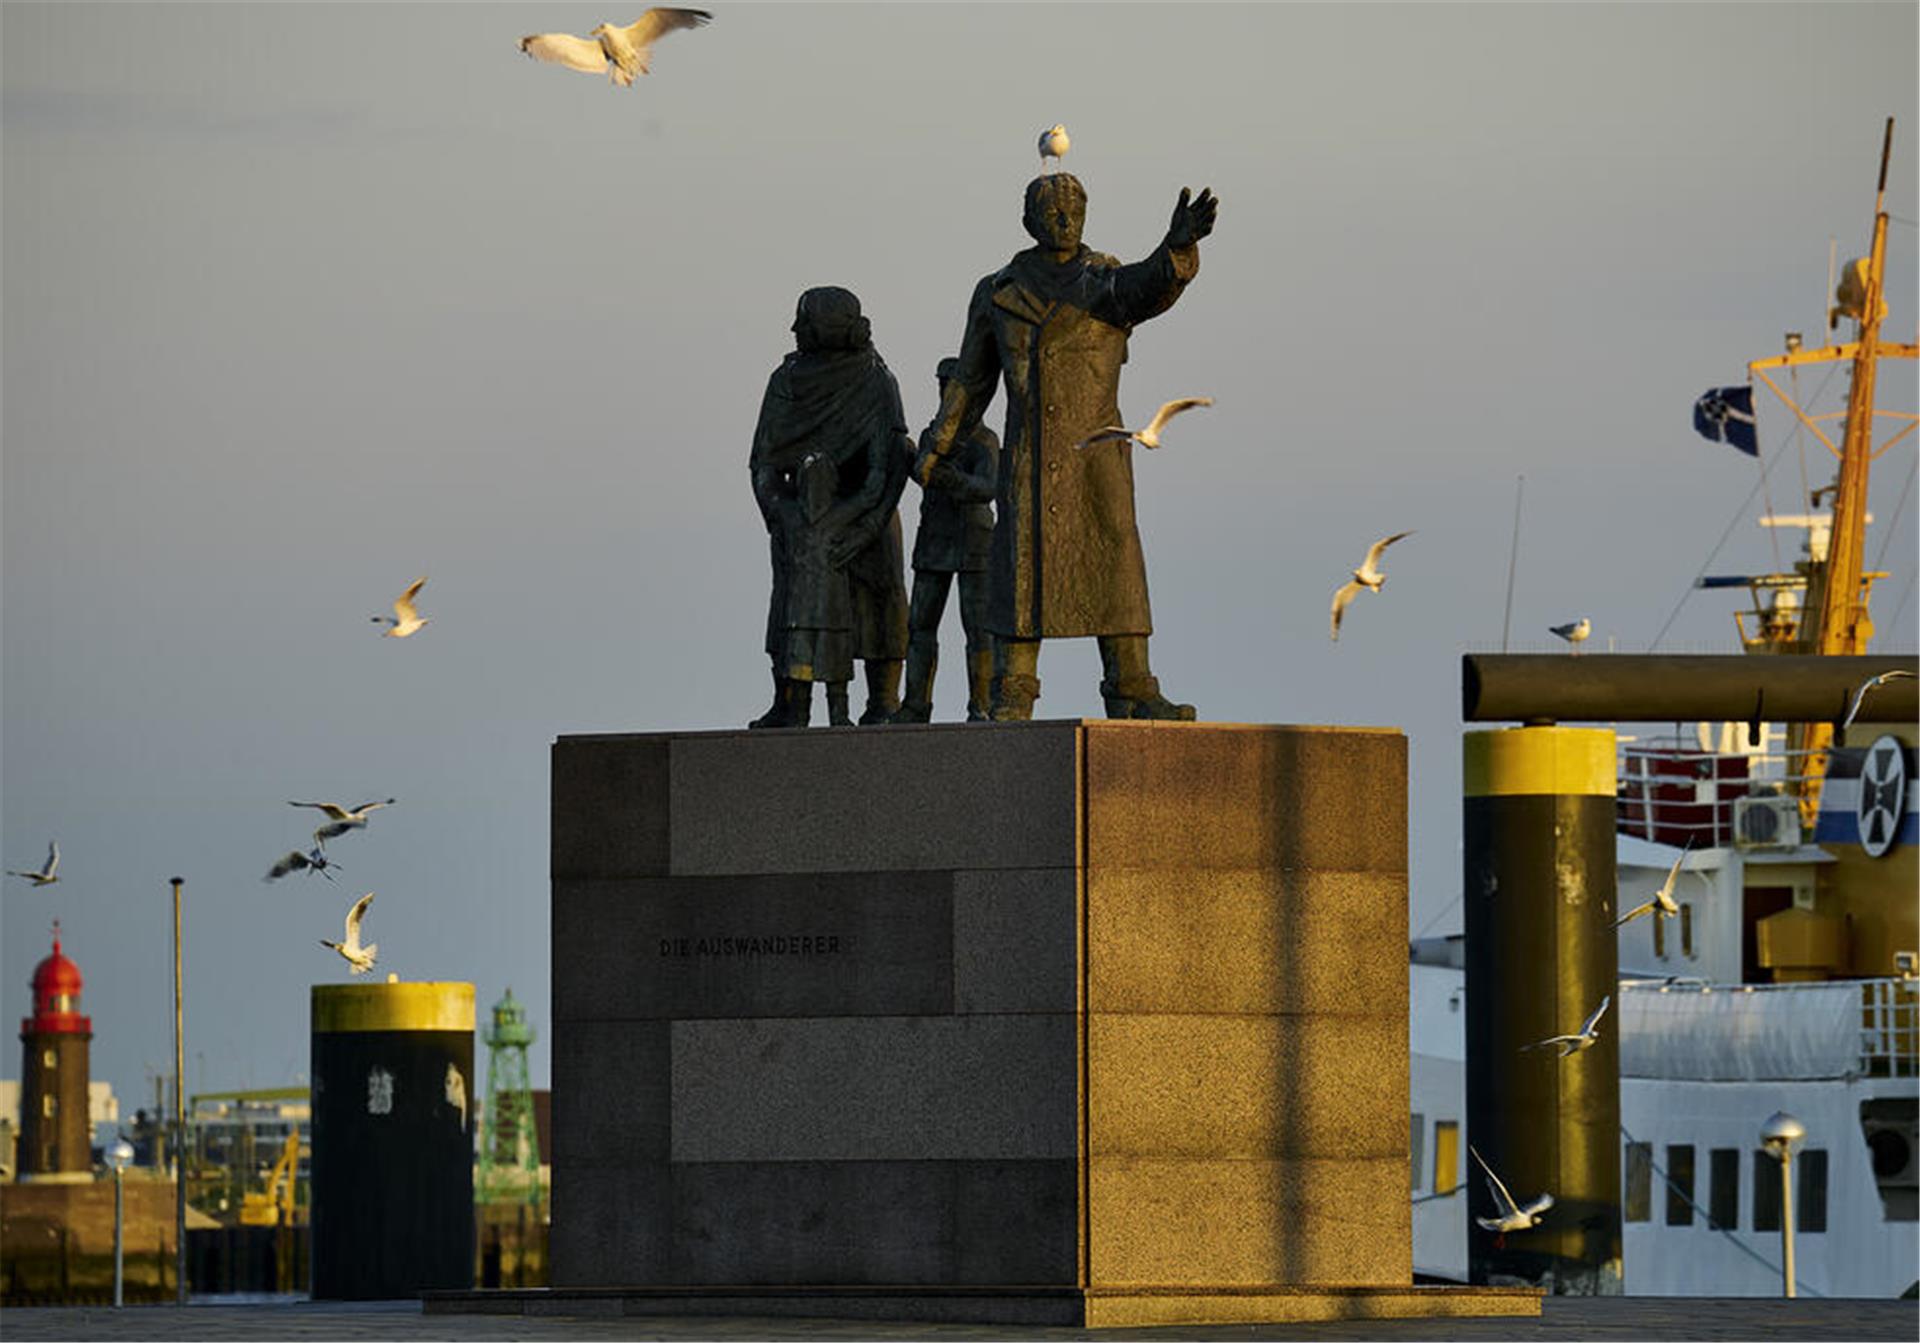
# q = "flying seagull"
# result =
<box><xmin>1841</xmin><ymin>668</ymin><xmax>1916</xmax><ymax>734</ymax></box>
<box><xmin>1549</xmin><ymin>618</ymin><xmax>1591</xmax><ymax>651</ymax></box>
<box><xmin>519</xmin><ymin>8</ymin><xmax>712</xmax><ymax>87</ymax></box>
<box><xmin>1076</xmin><ymin>398</ymin><xmax>1213</xmax><ymax>451</ymax></box>
<box><xmin>1613</xmin><ymin>842</ymin><xmax>1691</xmax><ymax>928</ymax></box>
<box><xmin>1038</xmin><ymin>124</ymin><xmax>1070</xmax><ymax>171</ymax></box>
<box><xmin>7</xmin><ymin>840</ymin><xmax>59</xmax><ymax>887</ymax></box>
<box><xmin>372</xmin><ymin>577</ymin><xmax>429</xmax><ymax>638</ymax></box>
<box><xmin>1470</xmin><ymin>1145</ymin><xmax>1553</xmax><ymax>1235</ymax></box>
<box><xmin>265</xmin><ymin>847</ymin><xmax>341</xmax><ymax>883</ymax></box>
<box><xmin>321</xmin><ymin>892</ymin><xmax>379</xmax><ymax>975</ymax></box>
<box><xmin>1520</xmin><ymin>994</ymin><xmax>1611</xmax><ymax>1058</ymax></box>
<box><xmin>1329</xmin><ymin>531</ymin><xmax>1415</xmax><ymax>641</ymax></box>
<box><xmin>289</xmin><ymin>798</ymin><xmax>396</xmax><ymax>845</ymax></box>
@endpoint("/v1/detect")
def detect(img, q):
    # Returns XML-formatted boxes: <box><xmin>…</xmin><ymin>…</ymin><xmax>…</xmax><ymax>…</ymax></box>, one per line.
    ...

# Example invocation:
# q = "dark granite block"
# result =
<box><xmin>1084</xmin><ymin>724</ymin><xmax>1407</xmax><ymax>874</ymax></box>
<box><xmin>551</xmin><ymin>1019</ymin><xmax>670</xmax><ymax>1166</ymax></box>
<box><xmin>669</xmin><ymin>1160</ymin><xmax>954</xmax><ymax>1285</ymax></box>
<box><xmin>553</xmin><ymin>873</ymin><xmax>955</xmax><ymax>1022</ymax></box>
<box><xmin>549</xmin><ymin>1161</ymin><xmax>671</xmax><ymax>1286</ymax></box>
<box><xmin>952</xmin><ymin>868</ymin><xmax>1079</xmax><ymax>1015</ymax></box>
<box><xmin>552</xmin><ymin>736</ymin><xmax>670</xmax><ymax>880</ymax></box>
<box><xmin>669</xmin><ymin>1015</ymin><xmax>1077</xmax><ymax>1163</ymax></box>
<box><xmin>952</xmin><ymin>1159</ymin><xmax>1080</xmax><ymax>1284</ymax></box>
<box><xmin>667</xmin><ymin>722</ymin><xmax>1081</xmax><ymax>875</ymax></box>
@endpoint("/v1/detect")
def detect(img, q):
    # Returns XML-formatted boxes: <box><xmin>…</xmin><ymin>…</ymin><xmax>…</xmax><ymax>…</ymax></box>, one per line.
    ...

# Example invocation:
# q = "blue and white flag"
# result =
<box><xmin>1693</xmin><ymin>385</ymin><xmax>1758</xmax><ymax>456</ymax></box>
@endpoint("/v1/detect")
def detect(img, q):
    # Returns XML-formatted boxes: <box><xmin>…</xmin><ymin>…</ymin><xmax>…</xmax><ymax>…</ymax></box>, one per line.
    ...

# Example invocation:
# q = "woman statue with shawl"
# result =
<box><xmin>748</xmin><ymin>287</ymin><xmax>912</xmax><ymax>728</ymax></box>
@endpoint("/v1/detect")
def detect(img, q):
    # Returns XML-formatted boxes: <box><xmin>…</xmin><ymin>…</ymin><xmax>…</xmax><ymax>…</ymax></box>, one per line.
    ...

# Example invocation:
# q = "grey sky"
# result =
<box><xmin>3</xmin><ymin>3</ymin><xmax>1915</xmax><ymax>1113</ymax></box>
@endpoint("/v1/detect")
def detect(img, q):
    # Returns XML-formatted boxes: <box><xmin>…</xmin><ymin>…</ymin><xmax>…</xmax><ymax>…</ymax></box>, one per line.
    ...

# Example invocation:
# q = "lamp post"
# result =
<box><xmin>110</xmin><ymin>1139</ymin><xmax>135</xmax><ymax>1307</ymax></box>
<box><xmin>1760</xmin><ymin>1110</ymin><xmax>1807</xmax><ymax>1299</ymax></box>
<box><xmin>169</xmin><ymin>876</ymin><xmax>186</xmax><ymax>1305</ymax></box>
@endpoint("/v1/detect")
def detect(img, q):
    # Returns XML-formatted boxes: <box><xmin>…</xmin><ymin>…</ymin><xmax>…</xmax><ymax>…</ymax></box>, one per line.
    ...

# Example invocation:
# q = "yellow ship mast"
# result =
<box><xmin>1741</xmin><ymin>119</ymin><xmax>1917</xmax><ymax>826</ymax></box>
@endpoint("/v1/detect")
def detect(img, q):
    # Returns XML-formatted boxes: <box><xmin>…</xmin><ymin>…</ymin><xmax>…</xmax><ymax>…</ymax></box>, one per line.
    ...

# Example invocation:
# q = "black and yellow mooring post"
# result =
<box><xmin>1464</xmin><ymin>727</ymin><xmax>1621</xmax><ymax>1293</ymax></box>
<box><xmin>311</xmin><ymin>981</ymin><xmax>475</xmax><ymax>1300</ymax></box>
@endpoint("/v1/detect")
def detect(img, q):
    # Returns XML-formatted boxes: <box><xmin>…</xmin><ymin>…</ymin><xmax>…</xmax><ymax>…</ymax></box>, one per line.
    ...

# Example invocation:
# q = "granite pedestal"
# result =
<box><xmin>538</xmin><ymin>720</ymin><xmax>1538</xmax><ymax>1328</ymax></box>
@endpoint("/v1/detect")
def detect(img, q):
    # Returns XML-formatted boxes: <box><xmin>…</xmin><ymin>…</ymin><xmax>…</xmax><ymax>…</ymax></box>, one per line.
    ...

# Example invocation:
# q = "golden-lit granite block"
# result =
<box><xmin>1088</xmin><ymin>1156</ymin><xmax>1412</xmax><ymax>1286</ymax></box>
<box><xmin>1087</xmin><ymin>1013</ymin><xmax>1407</xmax><ymax>1161</ymax></box>
<box><xmin>1086</xmin><ymin>867</ymin><xmax>1408</xmax><ymax>1015</ymax></box>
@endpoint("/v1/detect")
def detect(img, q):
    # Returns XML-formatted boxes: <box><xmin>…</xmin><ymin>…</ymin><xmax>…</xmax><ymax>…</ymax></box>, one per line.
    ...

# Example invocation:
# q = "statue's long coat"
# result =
<box><xmin>919</xmin><ymin>240</ymin><xmax>1198</xmax><ymax>639</ymax></box>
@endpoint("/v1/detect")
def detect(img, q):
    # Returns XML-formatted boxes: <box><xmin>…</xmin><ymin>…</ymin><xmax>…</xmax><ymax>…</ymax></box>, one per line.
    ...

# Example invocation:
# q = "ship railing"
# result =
<box><xmin>1620</xmin><ymin>976</ymin><xmax>1918</xmax><ymax>1079</ymax></box>
<box><xmin>1861</xmin><ymin>976</ymin><xmax>1919</xmax><ymax>1078</ymax></box>
<box><xmin>1615</xmin><ymin>738</ymin><xmax>1830</xmax><ymax>849</ymax></box>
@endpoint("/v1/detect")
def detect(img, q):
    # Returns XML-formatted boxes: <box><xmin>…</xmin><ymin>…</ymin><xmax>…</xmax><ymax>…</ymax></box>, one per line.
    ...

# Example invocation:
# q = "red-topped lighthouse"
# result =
<box><xmin>18</xmin><ymin>922</ymin><xmax>94</xmax><ymax>1181</ymax></box>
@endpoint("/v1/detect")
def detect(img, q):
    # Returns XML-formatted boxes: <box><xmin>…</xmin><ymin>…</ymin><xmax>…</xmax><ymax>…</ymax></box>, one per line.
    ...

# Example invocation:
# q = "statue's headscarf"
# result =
<box><xmin>756</xmin><ymin>287</ymin><xmax>901</xmax><ymax>470</ymax></box>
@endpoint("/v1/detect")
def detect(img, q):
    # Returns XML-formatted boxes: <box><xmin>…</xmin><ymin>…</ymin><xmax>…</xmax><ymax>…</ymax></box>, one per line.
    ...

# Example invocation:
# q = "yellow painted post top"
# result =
<box><xmin>312</xmin><ymin>981</ymin><xmax>474</xmax><ymax>1034</ymax></box>
<box><xmin>1465</xmin><ymin>726</ymin><xmax>1617</xmax><ymax>798</ymax></box>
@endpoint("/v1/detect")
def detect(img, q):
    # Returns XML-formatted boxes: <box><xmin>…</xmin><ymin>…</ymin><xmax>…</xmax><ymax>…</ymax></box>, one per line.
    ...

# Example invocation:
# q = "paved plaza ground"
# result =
<box><xmin>0</xmin><ymin>1296</ymin><xmax>1914</xmax><ymax>1341</ymax></box>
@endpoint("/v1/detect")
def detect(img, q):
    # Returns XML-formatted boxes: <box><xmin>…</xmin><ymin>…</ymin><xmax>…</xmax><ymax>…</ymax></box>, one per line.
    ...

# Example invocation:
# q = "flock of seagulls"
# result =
<box><xmin>518</xmin><ymin>8</ymin><xmax>711</xmax><ymax>87</ymax></box>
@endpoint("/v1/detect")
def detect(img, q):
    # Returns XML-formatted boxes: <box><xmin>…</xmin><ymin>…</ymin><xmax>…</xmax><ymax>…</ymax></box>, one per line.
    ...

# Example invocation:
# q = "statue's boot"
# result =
<box><xmin>749</xmin><ymin>674</ymin><xmax>813</xmax><ymax>729</ymax></box>
<box><xmin>826</xmin><ymin>681</ymin><xmax>853</xmax><ymax>727</ymax></box>
<box><xmin>859</xmin><ymin>658</ymin><xmax>904</xmax><ymax>726</ymax></box>
<box><xmin>991</xmin><ymin>672</ymin><xmax>1040</xmax><ymax>722</ymax></box>
<box><xmin>965</xmin><ymin>648</ymin><xmax>994</xmax><ymax>722</ymax></box>
<box><xmin>1098</xmin><ymin>635</ymin><xmax>1195</xmax><ymax>721</ymax></box>
<box><xmin>1101</xmin><ymin>677</ymin><xmax>1197</xmax><ymax>721</ymax></box>
<box><xmin>890</xmin><ymin>635</ymin><xmax>938</xmax><ymax>724</ymax></box>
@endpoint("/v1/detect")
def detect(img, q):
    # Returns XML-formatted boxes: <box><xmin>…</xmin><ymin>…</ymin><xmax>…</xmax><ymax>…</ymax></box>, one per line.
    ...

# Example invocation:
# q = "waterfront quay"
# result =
<box><xmin>0</xmin><ymin>1296</ymin><xmax>1914</xmax><ymax>1341</ymax></box>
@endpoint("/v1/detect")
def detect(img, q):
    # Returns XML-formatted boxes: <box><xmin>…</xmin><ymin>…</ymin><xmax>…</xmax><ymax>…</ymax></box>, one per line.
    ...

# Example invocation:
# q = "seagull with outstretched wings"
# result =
<box><xmin>1470</xmin><ymin>1144</ymin><xmax>1553</xmax><ymax>1234</ymax></box>
<box><xmin>520</xmin><ymin>8</ymin><xmax>712</xmax><ymax>87</ymax></box>
<box><xmin>1330</xmin><ymin>531</ymin><xmax>1414</xmax><ymax>641</ymax></box>
<box><xmin>321</xmin><ymin>892</ymin><xmax>379</xmax><ymax>975</ymax></box>
<box><xmin>1520</xmin><ymin>994</ymin><xmax>1611</xmax><ymax>1058</ymax></box>
<box><xmin>7</xmin><ymin>840</ymin><xmax>59</xmax><ymax>887</ymax></box>
<box><xmin>1076</xmin><ymin>397</ymin><xmax>1212</xmax><ymax>451</ymax></box>
<box><xmin>1613</xmin><ymin>842</ymin><xmax>1690</xmax><ymax>928</ymax></box>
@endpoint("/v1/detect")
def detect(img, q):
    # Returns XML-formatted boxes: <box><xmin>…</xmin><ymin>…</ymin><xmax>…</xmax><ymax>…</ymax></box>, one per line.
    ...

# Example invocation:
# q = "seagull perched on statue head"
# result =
<box><xmin>519</xmin><ymin>8</ymin><xmax>712</xmax><ymax>87</ymax></box>
<box><xmin>1329</xmin><ymin>531</ymin><xmax>1414</xmax><ymax>641</ymax></box>
<box><xmin>1038</xmin><ymin>124</ymin><xmax>1070</xmax><ymax>171</ymax></box>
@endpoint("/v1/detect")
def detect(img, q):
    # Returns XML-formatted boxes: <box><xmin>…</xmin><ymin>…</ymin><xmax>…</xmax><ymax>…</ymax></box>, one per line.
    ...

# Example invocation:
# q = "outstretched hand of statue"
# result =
<box><xmin>1165</xmin><ymin>187</ymin><xmax>1218</xmax><ymax>249</ymax></box>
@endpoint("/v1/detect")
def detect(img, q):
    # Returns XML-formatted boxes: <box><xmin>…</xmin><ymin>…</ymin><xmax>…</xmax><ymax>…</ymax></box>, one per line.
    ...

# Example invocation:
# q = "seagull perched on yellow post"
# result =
<box><xmin>519</xmin><ymin>9</ymin><xmax>712</xmax><ymax>87</ymax></box>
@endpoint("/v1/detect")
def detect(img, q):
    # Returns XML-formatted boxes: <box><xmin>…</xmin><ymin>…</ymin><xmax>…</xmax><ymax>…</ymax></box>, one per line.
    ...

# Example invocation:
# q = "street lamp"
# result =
<box><xmin>169</xmin><ymin>876</ymin><xmax>186</xmax><ymax>1306</ymax></box>
<box><xmin>110</xmin><ymin>1139</ymin><xmax>135</xmax><ymax>1307</ymax></box>
<box><xmin>1760</xmin><ymin>1110</ymin><xmax>1807</xmax><ymax>1298</ymax></box>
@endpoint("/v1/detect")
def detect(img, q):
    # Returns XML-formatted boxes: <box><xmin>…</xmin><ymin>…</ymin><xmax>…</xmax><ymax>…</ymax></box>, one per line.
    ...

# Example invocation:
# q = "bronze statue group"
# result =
<box><xmin>749</xmin><ymin>173</ymin><xmax>1219</xmax><ymax>728</ymax></box>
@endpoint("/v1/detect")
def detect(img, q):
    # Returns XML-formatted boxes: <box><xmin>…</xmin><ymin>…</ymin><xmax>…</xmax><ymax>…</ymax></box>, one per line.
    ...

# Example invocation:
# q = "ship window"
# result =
<box><xmin>1653</xmin><ymin>911</ymin><xmax>1667</xmax><ymax>959</ymax></box>
<box><xmin>1798</xmin><ymin>1148</ymin><xmax>1828</xmax><ymax>1233</ymax></box>
<box><xmin>1680</xmin><ymin>904</ymin><xmax>1695</xmax><ymax>958</ymax></box>
<box><xmin>1708</xmin><ymin>1148</ymin><xmax>1739</xmax><ymax>1229</ymax></box>
<box><xmin>1665</xmin><ymin>1144</ymin><xmax>1695</xmax><ymax>1225</ymax></box>
<box><xmin>1410</xmin><ymin>1113</ymin><xmax>1425</xmax><ymax>1192</ymax></box>
<box><xmin>1434</xmin><ymin>1121</ymin><xmax>1460</xmax><ymax>1196</ymax></box>
<box><xmin>1624</xmin><ymin>1142</ymin><xmax>1652</xmax><ymax>1222</ymax></box>
<box><xmin>1753</xmin><ymin>1150</ymin><xmax>1782</xmax><ymax>1231</ymax></box>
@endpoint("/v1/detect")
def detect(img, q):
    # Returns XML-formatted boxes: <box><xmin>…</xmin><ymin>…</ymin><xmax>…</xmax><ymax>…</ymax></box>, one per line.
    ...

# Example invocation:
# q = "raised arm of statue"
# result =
<box><xmin>1098</xmin><ymin>187</ymin><xmax>1217</xmax><ymax>328</ymax></box>
<box><xmin>915</xmin><ymin>276</ymin><xmax>1000</xmax><ymax>483</ymax></box>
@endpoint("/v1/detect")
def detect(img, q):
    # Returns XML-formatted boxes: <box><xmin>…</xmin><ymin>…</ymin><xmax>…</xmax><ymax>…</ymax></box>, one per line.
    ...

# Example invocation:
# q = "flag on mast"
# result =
<box><xmin>1693</xmin><ymin>385</ymin><xmax>1759</xmax><ymax>456</ymax></box>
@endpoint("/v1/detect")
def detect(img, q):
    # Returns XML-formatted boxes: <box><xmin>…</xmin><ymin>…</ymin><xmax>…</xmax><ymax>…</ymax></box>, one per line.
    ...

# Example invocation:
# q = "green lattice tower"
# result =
<box><xmin>477</xmin><ymin>986</ymin><xmax>541</xmax><ymax>1206</ymax></box>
